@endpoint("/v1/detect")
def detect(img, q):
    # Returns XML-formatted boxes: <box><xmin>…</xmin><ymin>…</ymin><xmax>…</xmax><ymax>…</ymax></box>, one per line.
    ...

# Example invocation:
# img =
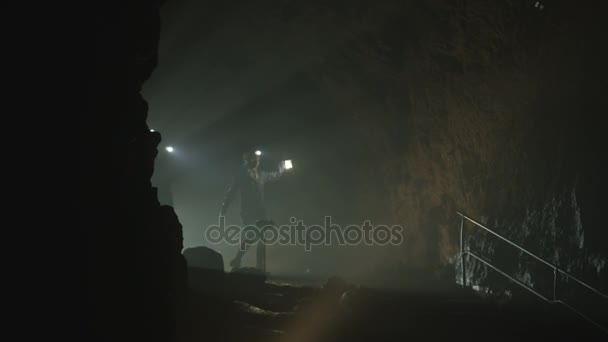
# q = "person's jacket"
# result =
<box><xmin>220</xmin><ymin>166</ymin><xmax>283</xmax><ymax>222</ymax></box>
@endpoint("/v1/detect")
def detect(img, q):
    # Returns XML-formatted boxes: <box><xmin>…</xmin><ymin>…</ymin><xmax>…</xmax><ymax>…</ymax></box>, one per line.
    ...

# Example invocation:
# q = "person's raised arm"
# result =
<box><xmin>261</xmin><ymin>163</ymin><xmax>288</xmax><ymax>183</ymax></box>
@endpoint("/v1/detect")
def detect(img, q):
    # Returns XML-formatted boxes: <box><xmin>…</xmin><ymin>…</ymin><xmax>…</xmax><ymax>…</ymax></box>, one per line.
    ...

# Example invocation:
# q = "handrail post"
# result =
<box><xmin>460</xmin><ymin>215</ymin><xmax>467</xmax><ymax>287</ymax></box>
<box><xmin>553</xmin><ymin>267</ymin><xmax>557</xmax><ymax>302</ymax></box>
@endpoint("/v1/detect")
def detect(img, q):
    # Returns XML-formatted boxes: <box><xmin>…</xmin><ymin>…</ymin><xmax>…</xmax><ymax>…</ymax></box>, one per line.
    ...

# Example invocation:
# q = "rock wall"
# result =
<box><xmin>309</xmin><ymin>0</ymin><xmax>608</xmax><ymax>291</ymax></box>
<box><xmin>88</xmin><ymin>1</ymin><xmax>186</xmax><ymax>341</ymax></box>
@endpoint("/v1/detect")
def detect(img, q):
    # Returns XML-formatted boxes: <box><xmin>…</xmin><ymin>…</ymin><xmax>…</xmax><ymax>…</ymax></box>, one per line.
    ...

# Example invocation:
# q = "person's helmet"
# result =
<box><xmin>242</xmin><ymin>148</ymin><xmax>261</xmax><ymax>168</ymax></box>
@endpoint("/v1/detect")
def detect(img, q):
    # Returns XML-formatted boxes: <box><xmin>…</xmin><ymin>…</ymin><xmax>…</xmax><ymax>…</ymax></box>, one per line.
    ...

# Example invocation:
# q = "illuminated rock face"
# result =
<box><xmin>311</xmin><ymin>0</ymin><xmax>607</xmax><ymax>290</ymax></box>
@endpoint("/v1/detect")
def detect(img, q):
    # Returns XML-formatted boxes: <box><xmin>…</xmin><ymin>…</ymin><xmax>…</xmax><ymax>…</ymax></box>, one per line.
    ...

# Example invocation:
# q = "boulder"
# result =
<box><xmin>183</xmin><ymin>246</ymin><xmax>224</xmax><ymax>271</ymax></box>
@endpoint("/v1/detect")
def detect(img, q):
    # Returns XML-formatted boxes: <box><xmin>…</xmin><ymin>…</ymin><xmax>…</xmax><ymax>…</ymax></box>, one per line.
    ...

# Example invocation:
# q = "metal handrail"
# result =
<box><xmin>466</xmin><ymin>251</ymin><xmax>551</xmax><ymax>302</ymax></box>
<box><xmin>457</xmin><ymin>211</ymin><xmax>608</xmax><ymax>334</ymax></box>
<box><xmin>457</xmin><ymin>212</ymin><xmax>608</xmax><ymax>300</ymax></box>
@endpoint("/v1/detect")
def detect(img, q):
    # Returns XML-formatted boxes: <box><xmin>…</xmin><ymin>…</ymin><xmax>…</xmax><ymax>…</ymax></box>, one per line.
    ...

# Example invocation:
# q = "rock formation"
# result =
<box><xmin>88</xmin><ymin>1</ymin><xmax>185</xmax><ymax>341</ymax></box>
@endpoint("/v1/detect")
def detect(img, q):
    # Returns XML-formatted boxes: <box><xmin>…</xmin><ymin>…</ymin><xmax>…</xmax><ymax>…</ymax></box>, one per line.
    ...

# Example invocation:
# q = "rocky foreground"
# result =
<box><xmin>178</xmin><ymin>267</ymin><xmax>606</xmax><ymax>342</ymax></box>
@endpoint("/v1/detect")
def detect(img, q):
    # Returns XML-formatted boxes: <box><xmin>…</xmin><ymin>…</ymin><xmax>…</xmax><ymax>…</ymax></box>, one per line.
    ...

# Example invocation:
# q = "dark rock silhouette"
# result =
<box><xmin>323</xmin><ymin>276</ymin><xmax>351</xmax><ymax>294</ymax></box>
<box><xmin>88</xmin><ymin>1</ymin><xmax>185</xmax><ymax>341</ymax></box>
<box><xmin>183</xmin><ymin>246</ymin><xmax>224</xmax><ymax>271</ymax></box>
<box><xmin>229</xmin><ymin>267</ymin><xmax>268</xmax><ymax>286</ymax></box>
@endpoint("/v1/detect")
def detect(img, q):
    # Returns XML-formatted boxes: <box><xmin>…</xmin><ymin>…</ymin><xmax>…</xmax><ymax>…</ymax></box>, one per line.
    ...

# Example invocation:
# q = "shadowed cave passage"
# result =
<box><xmin>88</xmin><ymin>0</ymin><xmax>608</xmax><ymax>341</ymax></box>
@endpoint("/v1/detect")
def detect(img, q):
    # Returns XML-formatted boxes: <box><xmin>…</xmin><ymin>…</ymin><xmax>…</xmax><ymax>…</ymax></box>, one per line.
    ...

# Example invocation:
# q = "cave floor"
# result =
<box><xmin>180</xmin><ymin>268</ymin><xmax>605</xmax><ymax>342</ymax></box>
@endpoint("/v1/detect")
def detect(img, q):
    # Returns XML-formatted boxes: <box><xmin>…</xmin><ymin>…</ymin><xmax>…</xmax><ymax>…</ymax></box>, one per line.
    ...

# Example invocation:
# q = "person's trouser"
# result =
<box><xmin>230</xmin><ymin>219</ymin><xmax>268</xmax><ymax>270</ymax></box>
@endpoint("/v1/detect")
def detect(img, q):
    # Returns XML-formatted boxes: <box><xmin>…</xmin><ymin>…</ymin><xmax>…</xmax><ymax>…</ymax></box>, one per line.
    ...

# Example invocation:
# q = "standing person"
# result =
<box><xmin>220</xmin><ymin>149</ymin><xmax>289</xmax><ymax>270</ymax></box>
